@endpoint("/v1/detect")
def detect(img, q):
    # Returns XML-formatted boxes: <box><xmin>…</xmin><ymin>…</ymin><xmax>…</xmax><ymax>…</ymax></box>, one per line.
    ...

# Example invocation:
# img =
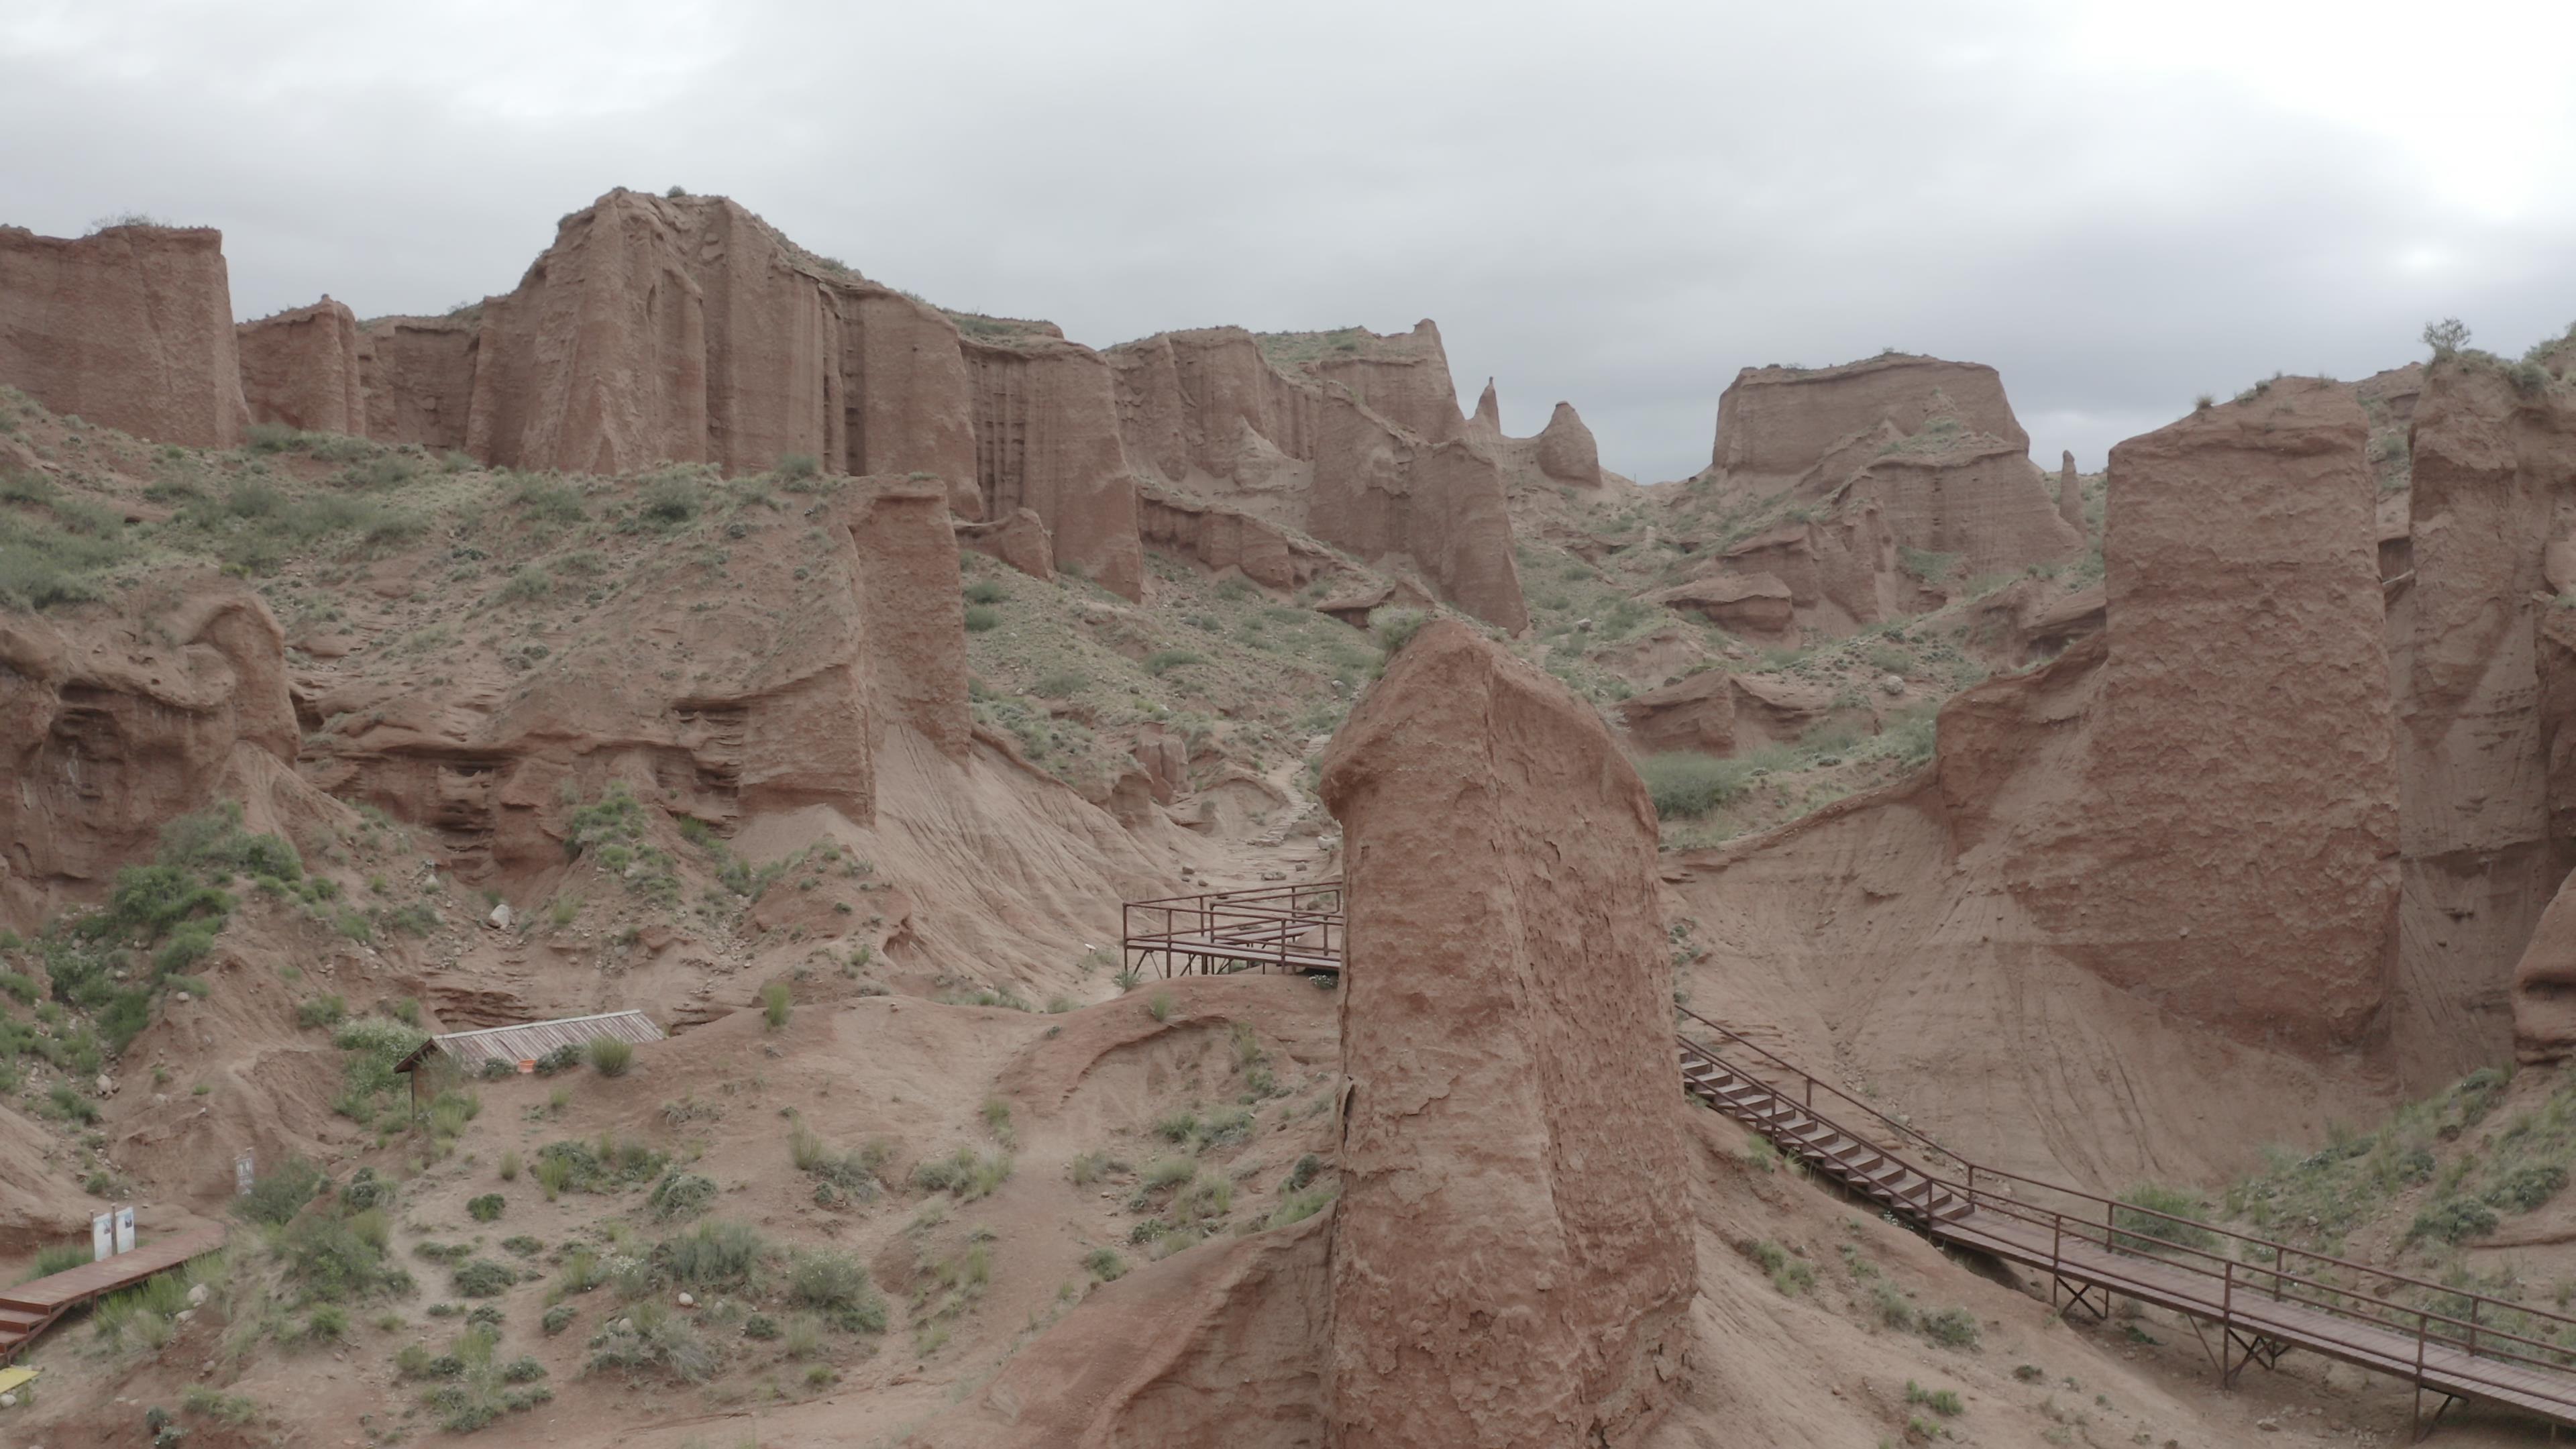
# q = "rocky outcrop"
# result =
<box><xmin>301</xmin><ymin>480</ymin><xmax>968</xmax><ymax>881</ymax></box>
<box><xmin>360</xmin><ymin>313</ymin><xmax>479</xmax><ymax>451</ymax></box>
<box><xmin>0</xmin><ymin>580</ymin><xmax>297</xmax><ymax>920</ymax></box>
<box><xmin>1471</xmin><ymin>378</ymin><xmax>1501</xmax><ymax>433</ymax></box>
<box><xmin>2513</xmin><ymin>874</ymin><xmax>2576</xmax><ymax>1065</ymax></box>
<box><xmin>1840</xmin><ymin>424</ymin><xmax>2082</xmax><ymax>574</ymax></box>
<box><xmin>2404</xmin><ymin>357</ymin><xmax>2576</xmax><ymax>1071</ymax></box>
<box><xmin>1136</xmin><ymin>487</ymin><xmax>1334</xmax><ymax>590</ymax></box>
<box><xmin>961</xmin><ymin>331</ymin><xmax>1144</xmax><ymax>598</ymax></box>
<box><xmin>1650</xmin><ymin>573</ymin><xmax>1794</xmax><ymax>637</ymax></box>
<box><xmin>956</xmin><ymin>506</ymin><xmax>1054</xmax><ymax>581</ymax></box>
<box><xmin>1321</xmin><ymin>621</ymin><xmax>1694</xmax><ymax>1446</ymax></box>
<box><xmin>1534</xmin><ymin>400</ymin><xmax>1604</xmax><ymax>487</ymax></box>
<box><xmin>2057</xmin><ymin>450</ymin><xmax>2085</xmax><ymax>536</ymax></box>
<box><xmin>1700</xmin><ymin>504</ymin><xmax>1904</xmax><ymax>636</ymax></box>
<box><xmin>1309</xmin><ymin>394</ymin><xmax>1530</xmax><ymax>632</ymax></box>
<box><xmin>237</xmin><ymin>298</ymin><xmax>366</xmax><ymax>435</ymax></box>
<box><xmin>2068</xmin><ymin>379</ymin><xmax>2396</xmax><ymax>1050</ymax></box>
<box><xmin>1618</xmin><ymin>669</ymin><xmax>1734</xmax><ymax>755</ymax></box>
<box><xmin>436</xmin><ymin>191</ymin><xmax>981</xmax><ymax>517</ymax></box>
<box><xmin>1108</xmin><ymin>324</ymin><xmax>1531</xmax><ymax>629</ymax></box>
<box><xmin>0</xmin><ymin>222</ymin><xmax>250</xmax><ymax>448</ymax></box>
<box><xmin>1306</xmin><ymin>319</ymin><xmax>1464</xmax><ymax>443</ymax></box>
<box><xmin>1709</xmin><ymin>353</ymin><xmax>2027</xmax><ymax>494</ymax></box>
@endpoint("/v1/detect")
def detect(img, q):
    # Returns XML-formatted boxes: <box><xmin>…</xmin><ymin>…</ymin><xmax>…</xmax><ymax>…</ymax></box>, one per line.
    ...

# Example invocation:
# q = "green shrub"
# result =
<box><xmin>2112</xmin><ymin>1183</ymin><xmax>2219</xmax><ymax>1252</ymax></box>
<box><xmin>963</xmin><ymin>604</ymin><xmax>1000</xmax><ymax>633</ymax></box>
<box><xmin>239</xmin><ymin>1157</ymin><xmax>325</xmax><ymax>1226</ymax></box>
<box><xmin>451</xmin><ymin>1259</ymin><xmax>517</xmax><ymax>1297</ymax></box>
<box><xmin>647</xmin><ymin>1171</ymin><xmax>718</xmax><ymax>1222</ymax></box>
<box><xmin>1920</xmin><ymin>1306</ymin><xmax>1980</xmax><ymax>1349</ymax></box>
<box><xmin>641</xmin><ymin>474</ymin><xmax>702</xmax><ymax>525</ymax></box>
<box><xmin>910</xmin><ymin>1146</ymin><xmax>1014</xmax><ymax>1199</ymax></box>
<box><xmin>962</xmin><ymin>578</ymin><xmax>1006</xmax><ymax>605</ymax></box>
<box><xmin>2410</xmin><ymin>1197</ymin><xmax>2500</xmax><ymax>1245</ymax></box>
<box><xmin>762</xmin><ymin>980</ymin><xmax>792</xmax><ymax>1029</ymax></box>
<box><xmin>182</xmin><ymin>1387</ymin><xmax>260</xmax><ymax>1425</ymax></box>
<box><xmin>466</xmin><ymin>1194</ymin><xmax>504</xmax><ymax>1224</ymax></box>
<box><xmin>743</xmin><ymin>1312</ymin><xmax>780</xmax><ymax>1340</ymax></box>
<box><xmin>661</xmin><ymin>1220</ymin><xmax>767</xmax><ymax>1290</ymax></box>
<box><xmin>1637</xmin><ymin>753</ymin><xmax>1751</xmax><ymax>820</ymax></box>
<box><xmin>1142</xmin><ymin>649</ymin><xmax>1203</xmax><ymax>676</ymax></box>
<box><xmin>2485</xmin><ymin>1163</ymin><xmax>2568</xmax><ymax>1214</ymax></box>
<box><xmin>589</xmin><ymin>1036</ymin><xmax>633</xmax><ymax>1076</ymax></box>
<box><xmin>1083</xmin><ymin>1248</ymin><xmax>1126</xmax><ymax>1281</ymax></box>
<box><xmin>295</xmin><ymin>994</ymin><xmax>346</xmax><ymax>1030</ymax></box>
<box><xmin>788</xmin><ymin>1250</ymin><xmax>885</xmax><ymax>1330</ymax></box>
<box><xmin>531</xmin><ymin>1136</ymin><xmax>667</xmax><ymax>1195</ymax></box>
<box><xmin>1368</xmin><ymin>606</ymin><xmax>1428</xmax><ymax>657</ymax></box>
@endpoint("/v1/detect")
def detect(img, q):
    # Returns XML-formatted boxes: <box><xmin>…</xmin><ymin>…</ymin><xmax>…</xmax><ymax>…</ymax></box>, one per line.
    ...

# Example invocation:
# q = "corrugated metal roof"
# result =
<box><xmin>429</xmin><ymin>1010</ymin><xmax>664</xmax><ymax>1068</ymax></box>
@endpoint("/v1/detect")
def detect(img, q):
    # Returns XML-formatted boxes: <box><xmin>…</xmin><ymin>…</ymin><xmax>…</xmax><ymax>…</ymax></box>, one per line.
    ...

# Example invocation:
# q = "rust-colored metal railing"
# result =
<box><xmin>1121</xmin><ymin>880</ymin><xmax>1344</xmax><ymax>979</ymax></box>
<box><xmin>1674</xmin><ymin>1005</ymin><xmax>2576</xmax><ymax>1438</ymax></box>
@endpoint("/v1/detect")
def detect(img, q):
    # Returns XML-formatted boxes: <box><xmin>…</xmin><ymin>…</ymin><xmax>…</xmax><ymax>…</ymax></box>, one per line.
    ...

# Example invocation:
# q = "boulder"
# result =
<box><xmin>1320</xmin><ymin>621</ymin><xmax>1694</xmax><ymax>1446</ymax></box>
<box><xmin>956</xmin><ymin>506</ymin><xmax>1054</xmax><ymax>582</ymax></box>
<box><xmin>0</xmin><ymin>221</ymin><xmax>249</xmax><ymax>447</ymax></box>
<box><xmin>1618</xmin><ymin>669</ymin><xmax>1735</xmax><ymax>755</ymax></box>
<box><xmin>237</xmin><ymin>297</ymin><xmax>368</xmax><ymax>436</ymax></box>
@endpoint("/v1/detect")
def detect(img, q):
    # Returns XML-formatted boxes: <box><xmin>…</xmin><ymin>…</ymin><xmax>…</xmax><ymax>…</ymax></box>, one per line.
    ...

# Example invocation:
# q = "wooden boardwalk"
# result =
<box><xmin>0</xmin><ymin>1224</ymin><xmax>226</xmax><ymax>1364</ymax></box>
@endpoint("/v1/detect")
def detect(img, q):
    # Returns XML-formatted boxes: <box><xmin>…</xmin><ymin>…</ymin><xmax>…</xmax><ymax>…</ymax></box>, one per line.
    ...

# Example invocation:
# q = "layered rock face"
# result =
<box><xmin>237</xmin><ymin>298</ymin><xmax>367</xmax><ymax>435</ymax></box>
<box><xmin>1321</xmin><ymin>621</ymin><xmax>1695</xmax><ymax>1447</ymax></box>
<box><xmin>0</xmin><ymin>223</ymin><xmax>250</xmax><ymax>447</ymax></box>
<box><xmin>959</xmin><ymin>330</ymin><xmax>1144</xmax><ymax>598</ymax></box>
<box><xmin>0</xmin><ymin>580</ymin><xmax>298</xmax><ymax>918</ymax></box>
<box><xmin>1108</xmin><ymin>323</ymin><xmax>1531</xmax><ymax>630</ymax></box>
<box><xmin>2067</xmin><ymin>378</ymin><xmax>2397</xmax><ymax>1050</ymax></box>
<box><xmin>1533</xmin><ymin>400</ymin><xmax>1604</xmax><ymax>486</ymax></box>
<box><xmin>302</xmin><ymin>481</ymin><xmax>968</xmax><ymax>881</ymax></box>
<box><xmin>1670</xmin><ymin>381</ymin><xmax>2401</xmax><ymax>1186</ymax></box>
<box><xmin>1841</xmin><ymin>425</ymin><xmax>2084</xmax><ymax>574</ymax></box>
<box><xmin>1709</xmin><ymin>353</ymin><xmax>2027</xmax><ymax>492</ymax></box>
<box><xmin>2395</xmin><ymin>356</ymin><xmax>2576</xmax><ymax>1069</ymax></box>
<box><xmin>1138</xmin><ymin>487</ymin><xmax>1334</xmax><ymax>590</ymax></box>
<box><xmin>360</xmin><ymin>313</ymin><xmax>479</xmax><ymax>451</ymax></box>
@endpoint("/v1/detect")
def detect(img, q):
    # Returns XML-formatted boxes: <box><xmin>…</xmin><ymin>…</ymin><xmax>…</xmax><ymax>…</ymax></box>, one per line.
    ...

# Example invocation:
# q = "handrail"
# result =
<box><xmin>1675</xmin><ymin>1014</ymin><xmax>2576</xmax><ymax>1395</ymax></box>
<box><xmin>1122</xmin><ymin>880</ymin><xmax>1346</xmax><ymax>979</ymax></box>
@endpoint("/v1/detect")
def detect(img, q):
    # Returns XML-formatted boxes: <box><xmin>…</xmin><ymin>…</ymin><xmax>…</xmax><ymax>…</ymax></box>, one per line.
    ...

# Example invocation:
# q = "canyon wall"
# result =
<box><xmin>1322</xmin><ymin>621</ymin><xmax>1695</xmax><ymax>1447</ymax></box>
<box><xmin>237</xmin><ymin>297</ymin><xmax>367</xmax><ymax>435</ymax></box>
<box><xmin>1710</xmin><ymin>353</ymin><xmax>2027</xmax><ymax>492</ymax></box>
<box><xmin>960</xmin><ymin>332</ymin><xmax>1144</xmax><ymax>598</ymax></box>
<box><xmin>0</xmin><ymin>223</ymin><xmax>249</xmax><ymax>448</ymax></box>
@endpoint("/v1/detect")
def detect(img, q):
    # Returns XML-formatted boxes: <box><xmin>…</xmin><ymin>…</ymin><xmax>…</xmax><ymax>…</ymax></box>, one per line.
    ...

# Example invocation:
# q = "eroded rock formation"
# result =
<box><xmin>0</xmin><ymin>580</ymin><xmax>299</xmax><ymax>918</ymax></box>
<box><xmin>0</xmin><ymin>222</ymin><xmax>249</xmax><ymax>448</ymax></box>
<box><xmin>360</xmin><ymin>312</ymin><xmax>479</xmax><ymax>451</ymax></box>
<box><xmin>301</xmin><ymin>481</ymin><xmax>968</xmax><ymax>881</ymax></box>
<box><xmin>1321</xmin><ymin>620</ymin><xmax>1695</xmax><ymax>1446</ymax></box>
<box><xmin>1709</xmin><ymin>354</ymin><xmax>2027</xmax><ymax>492</ymax></box>
<box><xmin>1533</xmin><ymin>400</ymin><xmax>1605</xmax><ymax>488</ymax></box>
<box><xmin>959</xmin><ymin>328</ymin><xmax>1144</xmax><ymax>598</ymax></box>
<box><xmin>2057</xmin><ymin>449</ymin><xmax>2085</xmax><ymax>536</ymax></box>
<box><xmin>1108</xmin><ymin>323</ymin><xmax>1530</xmax><ymax>630</ymax></box>
<box><xmin>2401</xmin><ymin>352</ymin><xmax>2576</xmax><ymax>1070</ymax></box>
<box><xmin>237</xmin><ymin>297</ymin><xmax>366</xmax><ymax>435</ymax></box>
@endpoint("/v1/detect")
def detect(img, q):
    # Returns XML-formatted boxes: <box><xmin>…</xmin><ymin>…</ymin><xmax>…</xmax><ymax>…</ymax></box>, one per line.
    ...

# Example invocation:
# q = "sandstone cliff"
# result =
<box><xmin>1322</xmin><ymin>621</ymin><xmax>1695</xmax><ymax>1446</ymax></box>
<box><xmin>0</xmin><ymin>222</ymin><xmax>249</xmax><ymax>447</ymax></box>
<box><xmin>359</xmin><ymin>311</ymin><xmax>479</xmax><ymax>451</ymax></box>
<box><xmin>959</xmin><ymin>328</ymin><xmax>1144</xmax><ymax>598</ymax></box>
<box><xmin>1670</xmin><ymin>380</ymin><xmax>2399</xmax><ymax>1185</ymax></box>
<box><xmin>237</xmin><ymin>297</ymin><xmax>367</xmax><ymax>435</ymax></box>
<box><xmin>1709</xmin><ymin>353</ymin><xmax>2027</xmax><ymax>493</ymax></box>
<box><xmin>1106</xmin><ymin>323</ymin><xmax>1532</xmax><ymax>629</ymax></box>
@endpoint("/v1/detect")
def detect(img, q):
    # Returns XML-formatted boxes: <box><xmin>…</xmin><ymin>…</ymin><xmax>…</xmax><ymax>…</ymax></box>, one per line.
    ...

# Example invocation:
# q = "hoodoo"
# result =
<box><xmin>1320</xmin><ymin>621</ymin><xmax>1695</xmax><ymax>1447</ymax></box>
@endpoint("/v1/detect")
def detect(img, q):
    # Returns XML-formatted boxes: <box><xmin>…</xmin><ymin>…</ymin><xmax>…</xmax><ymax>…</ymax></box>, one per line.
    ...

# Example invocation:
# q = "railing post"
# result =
<box><xmin>2469</xmin><ymin>1297</ymin><xmax>2479</xmax><ymax>1360</ymax></box>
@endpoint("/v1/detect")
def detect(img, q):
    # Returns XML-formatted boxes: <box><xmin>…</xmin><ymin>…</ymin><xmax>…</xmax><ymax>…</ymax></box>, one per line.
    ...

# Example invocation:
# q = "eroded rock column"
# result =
<box><xmin>1320</xmin><ymin>621</ymin><xmax>1694</xmax><ymax>1448</ymax></box>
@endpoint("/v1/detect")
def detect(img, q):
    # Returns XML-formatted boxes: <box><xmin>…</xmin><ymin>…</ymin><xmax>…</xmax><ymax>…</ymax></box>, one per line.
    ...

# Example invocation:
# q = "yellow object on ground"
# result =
<box><xmin>0</xmin><ymin>1364</ymin><xmax>38</xmax><ymax>1396</ymax></box>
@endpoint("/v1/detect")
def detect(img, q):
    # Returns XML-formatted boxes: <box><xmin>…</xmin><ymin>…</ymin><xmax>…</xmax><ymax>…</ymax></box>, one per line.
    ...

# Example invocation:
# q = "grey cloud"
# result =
<box><xmin>4</xmin><ymin>0</ymin><xmax>2571</xmax><ymax>482</ymax></box>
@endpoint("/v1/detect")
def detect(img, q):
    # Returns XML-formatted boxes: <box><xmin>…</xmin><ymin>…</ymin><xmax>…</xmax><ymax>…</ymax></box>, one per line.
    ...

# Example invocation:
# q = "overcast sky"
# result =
<box><xmin>6</xmin><ymin>1</ymin><xmax>2574</xmax><ymax>482</ymax></box>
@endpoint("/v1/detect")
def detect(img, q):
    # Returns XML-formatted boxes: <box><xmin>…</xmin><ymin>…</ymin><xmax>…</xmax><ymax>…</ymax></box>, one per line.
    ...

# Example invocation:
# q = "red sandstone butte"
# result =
<box><xmin>1321</xmin><ymin>620</ymin><xmax>1695</xmax><ymax>1448</ymax></box>
<box><xmin>0</xmin><ymin>221</ymin><xmax>249</xmax><ymax>447</ymax></box>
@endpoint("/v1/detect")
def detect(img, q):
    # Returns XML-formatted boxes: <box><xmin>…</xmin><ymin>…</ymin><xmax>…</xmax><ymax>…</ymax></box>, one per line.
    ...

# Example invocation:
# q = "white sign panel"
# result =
<box><xmin>235</xmin><ymin>1151</ymin><xmax>254</xmax><ymax>1196</ymax></box>
<box><xmin>91</xmin><ymin>1212</ymin><xmax>113</xmax><ymax>1263</ymax></box>
<box><xmin>114</xmin><ymin>1205</ymin><xmax>136</xmax><ymax>1254</ymax></box>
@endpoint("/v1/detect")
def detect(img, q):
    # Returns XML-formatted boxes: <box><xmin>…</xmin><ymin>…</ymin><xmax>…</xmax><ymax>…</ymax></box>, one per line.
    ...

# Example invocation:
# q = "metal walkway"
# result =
<box><xmin>1</xmin><ymin>1224</ymin><xmax>226</xmax><ymax>1364</ymax></box>
<box><xmin>1121</xmin><ymin>881</ymin><xmax>2576</xmax><ymax>1440</ymax></box>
